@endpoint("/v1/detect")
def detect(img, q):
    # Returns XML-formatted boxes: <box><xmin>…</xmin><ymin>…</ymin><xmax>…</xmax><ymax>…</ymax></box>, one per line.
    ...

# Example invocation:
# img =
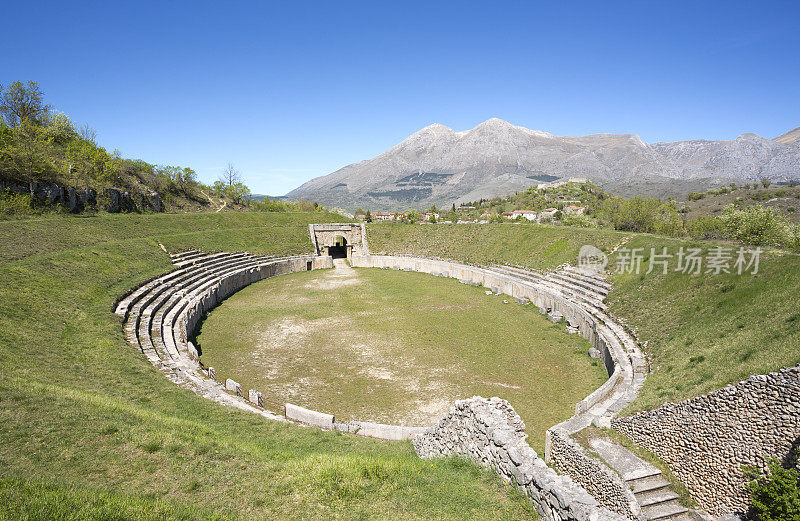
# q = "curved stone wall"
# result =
<box><xmin>117</xmin><ymin>249</ymin><xmax>648</xmax><ymax>518</ymax></box>
<box><xmin>612</xmin><ymin>365</ymin><xmax>800</xmax><ymax>517</ymax></box>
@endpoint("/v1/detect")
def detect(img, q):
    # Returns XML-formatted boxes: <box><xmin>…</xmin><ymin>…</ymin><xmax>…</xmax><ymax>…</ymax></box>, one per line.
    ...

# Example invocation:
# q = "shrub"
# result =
<box><xmin>745</xmin><ymin>459</ymin><xmax>800</xmax><ymax>521</ymax></box>
<box><xmin>716</xmin><ymin>205</ymin><xmax>795</xmax><ymax>248</ymax></box>
<box><xmin>687</xmin><ymin>192</ymin><xmax>705</xmax><ymax>201</ymax></box>
<box><xmin>0</xmin><ymin>190</ymin><xmax>34</xmax><ymax>216</ymax></box>
<box><xmin>560</xmin><ymin>212</ymin><xmax>598</xmax><ymax>228</ymax></box>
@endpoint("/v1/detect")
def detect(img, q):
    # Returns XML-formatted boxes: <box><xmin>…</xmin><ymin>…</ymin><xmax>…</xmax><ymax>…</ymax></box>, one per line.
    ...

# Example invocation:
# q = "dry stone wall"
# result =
<box><xmin>414</xmin><ymin>397</ymin><xmax>629</xmax><ymax>521</ymax></box>
<box><xmin>612</xmin><ymin>365</ymin><xmax>800</xmax><ymax>517</ymax></box>
<box><xmin>547</xmin><ymin>430</ymin><xmax>642</xmax><ymax>519</ymax></box>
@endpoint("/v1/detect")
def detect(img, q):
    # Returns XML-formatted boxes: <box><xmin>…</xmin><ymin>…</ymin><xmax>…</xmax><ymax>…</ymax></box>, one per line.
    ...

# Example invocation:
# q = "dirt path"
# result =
<box><xmin>199</xmin><ymin>189</ymin><xmax>226</xmax><ymax>212</ymax></box>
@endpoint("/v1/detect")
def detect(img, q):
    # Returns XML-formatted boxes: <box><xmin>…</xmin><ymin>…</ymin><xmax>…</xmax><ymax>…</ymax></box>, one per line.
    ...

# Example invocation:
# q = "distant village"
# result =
<box><xmin>353</xmin><ymin>178</ymin><xmax>591</xmax><ymax>224</ymax></box>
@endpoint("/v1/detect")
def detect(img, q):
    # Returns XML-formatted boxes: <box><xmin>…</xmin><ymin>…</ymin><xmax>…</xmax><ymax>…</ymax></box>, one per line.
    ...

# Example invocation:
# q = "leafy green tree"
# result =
<box><xmin>364</xmin><ymin>210</ymin><xmax>372</xmax><ymax>222</ymax></box>
<box><xmin>227</xmin><ymin>182</ymin><xmax>251</xmax><ymax>205</ymax></box>
<box><xmin>43</xmin><ymin>112</ymin><xmax>77</xmax><ymax>144</ymax></box>
<box><xmin>0</xmin><ymin>81</ymin><xmax>50</xmax><ymax>128</ymax></box>
<box><xmin>4</xmin><ymin>120</ymin><xmax>57</xmax><ymax>186</ymax></box>
<box><xmin>762</xmin><ymin>178</ymin><xmax>772</xmax><ymax>188</ymax></box>
<box><xmin>64</xmin><ymin>140</ymin><xmax>118</xmax><ymax>187</ymax></box>
<box><xmin>211</xmin><ymin>180</ymin><xmax>227</xmax><ymax>198</ymax></box>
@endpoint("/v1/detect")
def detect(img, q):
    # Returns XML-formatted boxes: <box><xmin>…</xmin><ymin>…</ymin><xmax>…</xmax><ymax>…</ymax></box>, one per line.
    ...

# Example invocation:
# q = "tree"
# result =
<box><xmin>211</xmin><ymin>180</ymin><xmax>227</xmax><ymax>198</ymax></box>
<box><xmin>227</xmin><ymin>182</ymin><xmax>251</xmax><ymax>205</ymax></box>
<box><xmin>219</xmin><ymin>163</ymin><xmax>241</xmax><ymax>187</ymax></box>
<box><xmin>5</xmin><ymin>119</ymin><xmax>57</xmax><ymax>187</ymax></box>
<box><xmin>364</xmin><ymin>210</ymin><xmax>372</xmax><ymax>222</ymax></box>
<box><xmin>44</xmin><ymin>112</ymin><xmax>77</xmax><ymax>144</ymax></box>
<box><xmin>78</xmin><ymin>123</ymin><xmax>97</xmax><ymax>142</ymax></box>
<box><xmin>762</xmin><ymin>178</ymin><xmax>772</xmax><ymax>188</ymax></box>
<box><xmin>0</xmin><ymin>81</ymin><xmax>50</xmax><ymax>128</ymax></box>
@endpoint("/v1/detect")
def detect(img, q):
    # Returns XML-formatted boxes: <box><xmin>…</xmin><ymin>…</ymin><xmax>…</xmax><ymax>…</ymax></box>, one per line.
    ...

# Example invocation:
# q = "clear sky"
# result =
<box><xmin>4</xmin><ymin>1</ymin><xmax>798</xmax><ymax>195</ymax></box>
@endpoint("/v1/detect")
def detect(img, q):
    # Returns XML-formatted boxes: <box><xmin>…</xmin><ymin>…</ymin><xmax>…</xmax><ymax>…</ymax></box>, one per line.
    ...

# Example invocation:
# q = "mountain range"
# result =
<box><xmin>286</xmin><ymin>119</ymin><xmax>800</xmax><ymax>210</ymax></box>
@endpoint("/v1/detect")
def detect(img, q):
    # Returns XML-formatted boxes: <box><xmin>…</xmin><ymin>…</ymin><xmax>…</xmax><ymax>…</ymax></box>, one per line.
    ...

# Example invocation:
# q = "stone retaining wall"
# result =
<box><xmin>612</xmin><ymin>365</ymin><xmax>800</xmax><ymax>517</ymax></box>
<box><xmin>547</xmin><ymin>429</ymin><xmax>642</xmax><ymax>519</ymax></box>
<box><xmin>414</xmin><ymin>397</ymin><xmax>628</xmax><ymax>521</ymax></box>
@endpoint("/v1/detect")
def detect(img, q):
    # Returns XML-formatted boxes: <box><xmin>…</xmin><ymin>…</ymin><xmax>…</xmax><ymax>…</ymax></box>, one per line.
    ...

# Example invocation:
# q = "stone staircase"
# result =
<box><xmin>588</xmin><ymin>438</ymin><xmax>691</xmax><ymax>521</ymax></box>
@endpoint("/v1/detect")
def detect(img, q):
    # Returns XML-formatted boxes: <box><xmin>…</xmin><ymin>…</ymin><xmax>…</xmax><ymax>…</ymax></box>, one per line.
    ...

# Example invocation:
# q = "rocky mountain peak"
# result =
<box><xmin>286</xmin><ymin>120</ymin><xmax>800</xmax><ymax>211</ymax></box>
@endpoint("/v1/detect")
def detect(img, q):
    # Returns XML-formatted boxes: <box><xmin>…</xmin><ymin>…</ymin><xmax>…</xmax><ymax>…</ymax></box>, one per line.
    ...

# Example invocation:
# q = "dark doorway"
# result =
<box><xmin>328</xmin><ymin>236</ymin><xmax>348</xmax><ymax>258</ymax></box>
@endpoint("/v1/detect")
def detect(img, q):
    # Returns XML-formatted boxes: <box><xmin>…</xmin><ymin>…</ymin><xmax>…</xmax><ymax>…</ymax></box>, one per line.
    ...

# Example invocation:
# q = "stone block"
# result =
<box><xmin>248</xmin><ymin>389</ymin><xmax>263</xmax><ymax>407</ymax></box>
<box><xmin>225</xmin><ymin>378</ymin><xmax>242</xmax><ymax>395</ymax></box>
<box><xmin>285</xmin><ymin>403</ymin><xmax>334</xmax><ymax>429</ymax></box>
<box><xmin>588</xmin><ymin>347</ymin><xmax>601</xmax><ymax>358</ymax></box>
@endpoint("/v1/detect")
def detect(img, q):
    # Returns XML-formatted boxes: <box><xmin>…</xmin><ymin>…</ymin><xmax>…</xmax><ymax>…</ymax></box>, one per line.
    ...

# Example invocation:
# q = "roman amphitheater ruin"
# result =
<box><xmin>115</xmin><ymin>223</ymin><xmax>799</xmax><ymax>521</ymax></box>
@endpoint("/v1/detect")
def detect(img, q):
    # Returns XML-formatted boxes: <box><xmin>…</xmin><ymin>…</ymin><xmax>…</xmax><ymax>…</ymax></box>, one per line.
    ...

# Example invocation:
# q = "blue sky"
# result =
<box><xmin>4</xmin><ymin>1</ymin><xmax>798</xmax><ymax>195</ymax></box>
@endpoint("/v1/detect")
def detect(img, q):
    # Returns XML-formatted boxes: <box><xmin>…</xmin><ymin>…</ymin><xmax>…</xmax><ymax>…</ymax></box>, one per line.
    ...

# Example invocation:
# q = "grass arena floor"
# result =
<box><xmin>196</xmin><ymin>263</ymin><xmax>609</xmax><ymax>452</ymax></box>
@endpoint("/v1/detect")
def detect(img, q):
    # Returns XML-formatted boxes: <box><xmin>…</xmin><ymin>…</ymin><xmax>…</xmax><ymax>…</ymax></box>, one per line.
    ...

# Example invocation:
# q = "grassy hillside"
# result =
<box><xmin>370</xmin><ymin>223</ymin><xmax>800</xmax><ymax>412</ymax></box>
<box><xmin>681</xmin><ymin>183</ymin><xmax>800</xmax><ymax>225</ymax></box>
<box><xmin>368</xmin><ymin>222</ymin><xmax>627</xmax><ymax>270</ymax></box>
<box><xmin>0</xmin><ymin>212</ymin><xmax>535</xmax><ymax>520</ymax></box>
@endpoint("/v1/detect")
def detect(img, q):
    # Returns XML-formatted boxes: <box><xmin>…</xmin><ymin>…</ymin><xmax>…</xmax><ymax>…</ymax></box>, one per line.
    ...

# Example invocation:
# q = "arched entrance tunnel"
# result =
<box><xmin>328</xmin><ymin>235</ymin><xmax>348</xmax><ymax>258</ymax></box>
<box><xmin>309</xmin><ymin>223</ymin><xmax>368</xmax><ymax>259</ymax></box>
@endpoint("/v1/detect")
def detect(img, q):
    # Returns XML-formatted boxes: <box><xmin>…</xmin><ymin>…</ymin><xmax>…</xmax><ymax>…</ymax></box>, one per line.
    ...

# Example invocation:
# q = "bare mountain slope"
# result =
<box><xmin>287</xmin><ymin>119</ymin><xmax>800</xmax><ymax>210</ymax></box>
<box><xmin>774</xmin><ymin>126</ymin><xmax>800</xmax><ymax>145</ymax></box>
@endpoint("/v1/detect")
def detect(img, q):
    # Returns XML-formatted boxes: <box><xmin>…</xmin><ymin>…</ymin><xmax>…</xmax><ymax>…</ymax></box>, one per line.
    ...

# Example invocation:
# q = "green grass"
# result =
<box><xmin>0</xmin><ymin>212</ymin><xmax>535</xmax><ymax>520</ymax></box>
<box><xmin>196</xmin><ymin>266</ymin><xmax>607</xmax><ymax>452</ymax></box>
<box><xmin>367</xmin><ymin>222</ymin><xmax>627</xmax><ymax>270</ymax></box>
<box><xmin>370</xmin><ymin>223</ymin><xmax>800</xmax><ymax>413</ymax></box>
<box><xmin>606</xmin><ymin>234</ymin><xmax>800</xmax><ymax>412</ymax></box>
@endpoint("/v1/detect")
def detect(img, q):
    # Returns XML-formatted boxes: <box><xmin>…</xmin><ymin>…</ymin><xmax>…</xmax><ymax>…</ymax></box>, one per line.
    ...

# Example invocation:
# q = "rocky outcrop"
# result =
<box><xmin>0</xmin><ymin>180</ymin><xmax>164</xmax><ymax>213</ymax></box>
<box><xmin>414</xmin><ymin>397</ymin><xmax>628</xmax><ymax>521</ymax></box>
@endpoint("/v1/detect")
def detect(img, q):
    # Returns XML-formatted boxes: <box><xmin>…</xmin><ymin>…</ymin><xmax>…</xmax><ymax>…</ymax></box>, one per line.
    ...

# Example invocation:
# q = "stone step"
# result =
<box><xmin>546</xmin><ymin>271</ymin><xmax>609</xmax><ymax>298</ymax></box>
<box><xmin>560</xmin><ymin>268</ymin><xmax>612</xmax><ymax>290</ymax></box>
<box><xmin>631</xmin><ymin>475</ymin><xmax>672</xmax><ymax>495</ymax></box>
<box><xmin>642</xmin><ymin>500</ymin><xmax>689</xmax><ymax>521</ymax></box>
<box><xmin>636</xmin><ymin>487</ymin><xmax>680</xmax><ymax>507</ymax></box>
<box><xmin>490</xmin><ymin>265</ymin><xmax>608</xmax><ymax>311</ymax></box>
<box><xmin>588</xmin><ymin>438</ymin><xmax>661</xmax><ymax>483</ymax></box>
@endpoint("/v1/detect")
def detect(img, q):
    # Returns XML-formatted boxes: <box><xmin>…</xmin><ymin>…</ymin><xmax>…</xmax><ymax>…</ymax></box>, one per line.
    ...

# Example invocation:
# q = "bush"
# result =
<box><xmin>687</xmin><ymin>192</ymin><xmax>705</xmax><ymax>201</ymax></box>
<box><xmin>560</xmin><ymin>212</ymin><xmax>598</xmax><ymax>228</ymax></box>
<box><xmin>0</xmin><ymin>190</ymin><xmax>34</xmax><ymax>217</ymax></box>
<box><xmin>745</xmin><ymin>459</ymin><xmax>800</xmax><ymax>521</ymax></box>
<box><xmin>716</xmin><ymin>205</ymin><xmax>796</xmax><ymax>248</ymax></box>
